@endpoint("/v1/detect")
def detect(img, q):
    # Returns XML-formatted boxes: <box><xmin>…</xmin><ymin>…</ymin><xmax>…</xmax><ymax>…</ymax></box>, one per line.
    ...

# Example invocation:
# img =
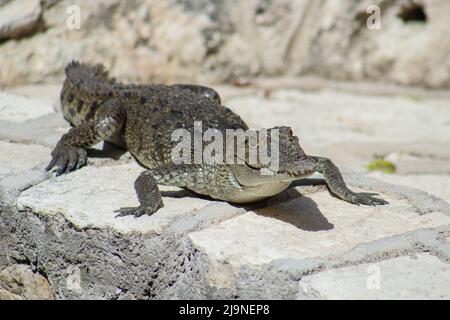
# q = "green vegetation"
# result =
<box><xmin>406</xmin><ymin>95</ymin><xmax>423</xmax><ymax>102</ymax></box>
<box><xmin>367</xmin><ymin>159</ymin><xmax>396</xmax><ymax>174</ymax></box>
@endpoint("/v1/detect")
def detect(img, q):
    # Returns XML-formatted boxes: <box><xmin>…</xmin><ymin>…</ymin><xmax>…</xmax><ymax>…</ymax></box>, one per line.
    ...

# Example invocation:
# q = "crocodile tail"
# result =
<box><xmin>64</xmin><ymin>60</ymin><xmax>117</xmax><ymax>98</ymax></box>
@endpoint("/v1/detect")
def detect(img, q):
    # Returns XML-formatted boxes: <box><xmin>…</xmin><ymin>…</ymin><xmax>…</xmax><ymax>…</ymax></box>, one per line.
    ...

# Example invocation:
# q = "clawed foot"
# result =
<box><xmin>45</xmin><ymin>143</ymin><xmax>87</xmax><ymax>176</ymax></box>
<box><xmin>114</xmin><ymin>201</ymin><xmax>164</xmax><ymax>218</ymax></box>
<box><xmin>346</xmin><ymin>192</ymin><xmax>389</xmax><ymax>206</ymax></box>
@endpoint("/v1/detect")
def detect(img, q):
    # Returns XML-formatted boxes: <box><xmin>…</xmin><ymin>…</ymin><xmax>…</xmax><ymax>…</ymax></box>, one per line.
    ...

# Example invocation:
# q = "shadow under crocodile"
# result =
<box><xmin>86</xmin><ymin>142</ymin><xmax>128</xmax><ymax>160</ymax></box>
<box><xmin>161</xmin><ymin>179</ymin><xmax>334</xmax><ymax>232</ymax></box>
<box><xmin>242</xmin><ymin>182</ymin><xmax>334</xmax><ymax>232</ymax></box>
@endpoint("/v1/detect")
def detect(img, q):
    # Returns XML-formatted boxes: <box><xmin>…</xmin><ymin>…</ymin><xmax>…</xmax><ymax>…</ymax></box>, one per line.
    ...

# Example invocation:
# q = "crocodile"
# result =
<box><xmin>46</xmin><ymin>61</ymin><xmax>388</xmax><ymax>217</ymax></box>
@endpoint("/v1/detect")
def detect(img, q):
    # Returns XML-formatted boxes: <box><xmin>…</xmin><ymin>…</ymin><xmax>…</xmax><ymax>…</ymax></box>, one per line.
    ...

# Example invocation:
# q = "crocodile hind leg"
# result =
<box><xmin>115</xmin><ymin>164</ymin><xmax>207</xmax><ymax>218</ymax></box>
<box><xmin>46</xmin><ymin>99</ymin><xmax>125</xmax><ymax>175</ymax></box>
<box><xmin>300</xmin><ymin>156</ymin><xmax>388</xmax><ymax>206</ymax></box>
<box><xmin>114</xmin><ymin>171</ymin><xmax>164</xmax><ymax>218</ymax></box>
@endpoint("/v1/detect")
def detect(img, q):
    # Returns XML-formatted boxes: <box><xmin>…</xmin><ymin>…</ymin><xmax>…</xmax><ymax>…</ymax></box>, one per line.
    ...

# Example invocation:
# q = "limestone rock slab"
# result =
<box><xmin>17</xmin><ymin>163</ymin><xmax>216</xmax><ymax>234</ymax></box>
<box><xmin>189</xmin><ymin>179</ymin><xmax>450</xmax><ymax>271</ymax></box>
<box><xmin>0</xmin><ymin>92</ymin><xmax>54</xmax><ymax>123</ymax></box>
<box><xmin>226</xmin><ymin>90</ymin><xmax>450</xmax><ymax>147</ymax></box>
<box><xmin>0</xmin><ymin>141</ymin><xmax>50</xmax><ymax>179</ymax></box>
<box><xmin>0</xmin><ymin>91</ymin><xmax>68</xmax><ymax>148</ymax></box>
<box><xmin>369</xmin><ymin>173</ymin><xmax>450</xmax><ymax>204</ymax></box>
<box><xmin>297</xmin><ymin>253</ymin><xmax>450</xmax><ymax>300</ymax></box>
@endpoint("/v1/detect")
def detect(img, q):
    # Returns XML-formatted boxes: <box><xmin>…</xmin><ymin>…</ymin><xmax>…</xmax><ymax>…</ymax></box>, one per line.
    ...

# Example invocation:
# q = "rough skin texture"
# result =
<box><xmin>46</xmin><ymin>61</ymin><xmax>388</xmax><ymax>217</ymax></box>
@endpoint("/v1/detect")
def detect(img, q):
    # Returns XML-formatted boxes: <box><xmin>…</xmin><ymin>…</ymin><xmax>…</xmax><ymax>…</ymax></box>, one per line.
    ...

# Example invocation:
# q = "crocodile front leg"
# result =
<box><xmin>312</xmin><ymin>156</ymin><xmax>388</xmax><ymax>206</ymax></box>
<box><xmin>115</xmin><ymin>164</ymin><xmax>210</xmax><ymax>218</ymax></box>
<box><xmin>46</xmin><ymin>99</ymin><xmax>125</xmax><ymax>175</ymax></box>
<box><xmin>45</xmin><ymin>121</ymin><xmax>99</xmax><ymax>175</ymax></box>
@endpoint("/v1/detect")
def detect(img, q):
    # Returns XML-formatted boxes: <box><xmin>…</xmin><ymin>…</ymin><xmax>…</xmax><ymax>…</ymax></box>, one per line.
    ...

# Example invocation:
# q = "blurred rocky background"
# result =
<box><xmin>0</xmin><ymin>0</ymin><xmax>449</xmax><ymax>88</ymax></box>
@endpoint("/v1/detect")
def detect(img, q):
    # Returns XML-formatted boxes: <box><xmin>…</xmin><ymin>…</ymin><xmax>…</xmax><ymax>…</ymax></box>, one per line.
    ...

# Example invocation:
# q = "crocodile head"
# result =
<box><xmin>230</xmin><ymin>126</ymin><xmax>315</xmax><ymax>186</ymax></box>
